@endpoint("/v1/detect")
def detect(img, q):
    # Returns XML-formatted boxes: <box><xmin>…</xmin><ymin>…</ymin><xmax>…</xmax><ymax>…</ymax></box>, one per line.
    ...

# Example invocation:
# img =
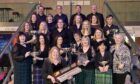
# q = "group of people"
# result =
<box><xmin>12</xmin><ymin>4</ymin><xmax>132</xmax><ymax>84</ymax></box>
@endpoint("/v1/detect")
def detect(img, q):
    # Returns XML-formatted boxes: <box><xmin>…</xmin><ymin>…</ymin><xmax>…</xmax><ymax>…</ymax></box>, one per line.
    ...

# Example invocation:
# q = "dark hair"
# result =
<box><xmin>90</xmin><ymin>14</ymin><xmax>100</xmax><ymax>25</ymax></box>
<box><xmin>55</xmin><ymin>18</ymin><xmax>67</xmax><ymax>29</ymax></box>
<box><xmin>17</xmin><ymin>32</ymin><xmax>26</xmax><ymax>43</ymax></box>
<box><xmin>76</xmin><ymin>5</ymin><xmax>81</xmax><ymax>9</ymax></box>
<box><xmin>30</xmin><ymin>13</ymin><xmax>38</xmax><ymax>23</ymax></box>
<box><xmin>73</xmin><ymin>31</ymin><xmax>81</xmax><ymax>37</ymax></box>
<box><xmin>36</xmin><ymin>33</ymin><xmax>49</xmax><ymax>50</ymax></box>
<box><xmin>46</xmin><ymin>14</ymin><xmax>54</xmax><ymax>23</ymax></box>
<box><xmin>106</xmin><ymin>14</ymin><xmax>113</xmax><ymax>19</ymax></box>
<box><xmin>73</xmin><ymin>14</ymin><xmax>82</xmax><ymax>25</ymax></box>
<box><xmin>53</xmin><ymin>35</ymin><xmax>63</xmax><ymax>46</ymax></box>
<box><xmin>97</xmin><ymin>40</ymin><xmax>107</xmax><ymax>51</ymax></box>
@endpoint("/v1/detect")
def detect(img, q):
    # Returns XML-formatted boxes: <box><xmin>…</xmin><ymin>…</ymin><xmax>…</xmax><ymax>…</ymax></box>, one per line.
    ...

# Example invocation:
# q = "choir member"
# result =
<box><xmin>37</xmin><ymin>5</ymin><xmax>46</xmax><ymax>22</ymax></box>
<box><xmin>91</xmin><ymin>28</ymin><xmax>109</xmax><ymax>52</ymax></box>
<box><xmin>70</xmin><ymin>5</ymin><xmax>86</xmax><ymax>26</ymax></box>
<box><xmin>46</xmin><ymin>14</ymin><xmax>55</xmax><ymax>33</ymax></box>
<box><xmin>70</xmin><ymin>15</ymin><xmax>82</xmax><ymax>42</ymax></box>
<box><xmin>33</xmin><ymin>33</ymin><xmax>49</xmax><ymax>84</ymax></box>
<box><xmin>51</xmin><ymin>19</ymin><xmax>70</xmax><ymax>47</ymax></box>
<box><xmin>110</xmin><ymin>33</ymin><xmax>131</xmax><ymax>84</ymax></box>
<box><xmin>13</xmin><ymin>32</ymin><xmax>33</xmax><ymax>84</ymax></box>
<box><xmin>30</xmin><ymin>13</ymin><xmax>39</xmax><ymax>31</ymax></box>
<box><xmin>75</xmin><ymin>36</ymin><xmax>95</xmax><ymax>84</ymax></box>
<box><xmin>87</xmin><ymin>4</ymin><xmax>104</xmax><ymax>28</ymax></box>
<box><xmin>54</xmin><ymin>5</ymin><xmax>68</xmax><ymax>26</ymax></box>
<box><xmin>103</xmin><ymin>15</ymin><xmax>119</xmax><ymax>46</ymax></box>
<box><xmin>95</xmin><ymin>41</ymin><xmax>112</xmax><ymax>84</ymax></box>
<box><xmin>81</xmin><ymin>20</ymin><xmax>91</xmax><ymax>37</ymax></box>
<box><xmin>90</xmin><ymin>14</ymin><xmax>101</xmax><ymax>35</ymax></box>
<box><xmin>42</xmin><ymin>47</ymin><xmax>70</xmax><ymax>84</ymax></box>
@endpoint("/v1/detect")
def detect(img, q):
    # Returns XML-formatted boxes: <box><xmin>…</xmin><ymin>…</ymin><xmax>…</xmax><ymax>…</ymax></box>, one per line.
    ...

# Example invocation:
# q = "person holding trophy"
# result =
<box><xmin>110</xmin><ymin>33</ymin><xmax>131</xmax><ymax>84</ymax></box>
<box><xmin>95</xmin><ymin>41</ymin><xmax>112</xmax><ymax>84</ymax></box>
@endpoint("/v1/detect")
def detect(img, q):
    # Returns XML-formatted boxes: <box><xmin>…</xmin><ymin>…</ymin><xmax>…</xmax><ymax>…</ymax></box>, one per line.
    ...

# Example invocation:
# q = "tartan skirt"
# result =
<box><xmin>95</xmin><ymin>69</ymin><xmax>112</xmax><ymax>84</ymax></box>
<box><xmin>33</xmin><ymin>66</ymin><xmax>45</xmax><ymax>84</ymax></box>
<box><xmin>75</xmin><ymin>69</ymin><xmax>95</xmax><ymax>84</ymax></box>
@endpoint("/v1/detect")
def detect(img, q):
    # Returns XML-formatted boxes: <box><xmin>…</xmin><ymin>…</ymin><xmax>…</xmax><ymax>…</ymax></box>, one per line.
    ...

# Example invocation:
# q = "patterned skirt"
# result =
<box><xmin>75</xmin><ymin>69</ymin><xmax>95</xmax><ymax>84</ymax></box>
<box><xmin>33</xmin><ymin>66</ymin><xmax>45</xmax><ymax>84</ymax></box>
<box><xmin>95</xmin><ymin>69</ymin><xmax>112</xmax><ymax>84</ymax></box>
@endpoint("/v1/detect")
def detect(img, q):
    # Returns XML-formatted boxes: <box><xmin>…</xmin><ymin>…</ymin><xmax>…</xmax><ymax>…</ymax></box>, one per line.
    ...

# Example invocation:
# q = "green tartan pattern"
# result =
<box><xmin>95</xmin><ymin>69</ymin><xmax>112</xmax><ymax>84</ymax></box>
<box><xmin>75</xmin><ymin>69</ymin><xmax>95</xmax><ymax>84</ymax></box>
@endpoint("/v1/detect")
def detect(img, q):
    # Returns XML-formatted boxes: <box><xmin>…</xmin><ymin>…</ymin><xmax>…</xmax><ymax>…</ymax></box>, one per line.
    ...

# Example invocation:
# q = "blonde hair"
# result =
<box><xmin>39</xmin><ymin>21</ymin><xmax>49</xmax><ymax>34</ymax></box>
<box><xmin>81</xmin><ymin>36</ymin><xmax>91</xmax><ymax>46</ymax></box>
<box><xmin>48</xmin><ymin>46</ymin><xmax>61</xmax><ymax>63</ymax></box>
<box><xmin>81</xmin><ymin>20</ymin><xmax>91</xmax><ymax>36</ymax></box>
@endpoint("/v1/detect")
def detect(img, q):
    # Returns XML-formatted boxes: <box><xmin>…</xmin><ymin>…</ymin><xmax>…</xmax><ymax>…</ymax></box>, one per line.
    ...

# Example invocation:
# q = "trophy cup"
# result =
<box><xmin>99</xmin><ymin>61</ymin><xmax>108</xmax><ymax>66</ymax></box>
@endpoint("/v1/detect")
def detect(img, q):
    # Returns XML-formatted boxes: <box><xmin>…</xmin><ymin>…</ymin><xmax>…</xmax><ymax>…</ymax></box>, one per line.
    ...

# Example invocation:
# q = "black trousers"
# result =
<box><xmin>113</xmin><ymin>73</ymin><xmax>127</xmax><ymax>84</ymax></box>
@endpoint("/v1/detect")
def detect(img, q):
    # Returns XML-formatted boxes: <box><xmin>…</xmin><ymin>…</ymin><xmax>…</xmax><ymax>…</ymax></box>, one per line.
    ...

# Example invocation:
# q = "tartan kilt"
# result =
<box><xmin>95</xmin><ymin>69</ymin><xmax>112</xmax><ymax>84</ymax></box>
<box><xmin>75</xmin><ymin>69</ymin><xmax>95</xmax><ymax>84</ymax></box>
<box><xmin>33</xmin><ymin>66</ymin><xmax>45</xmax><ymax>84</ymax></box>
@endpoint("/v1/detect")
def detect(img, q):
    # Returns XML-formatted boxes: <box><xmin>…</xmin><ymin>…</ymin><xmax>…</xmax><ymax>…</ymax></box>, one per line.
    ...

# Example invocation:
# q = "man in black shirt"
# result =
<box><xmin>87</xmin><ymin>4</ymin><xmax>104</xmax><ymax>28</ymax></box>
<box><xmin>37</xmin><ymin>5</ymin><xmax>46</xmax><ymax>22</ymax></box>
<box><xmin>53</xmin><ymin>5</ymin><xmax>68</xmax><ymax>26</ymax></box>
<box><xmin>70</xmin><ymin>5</ymin><xmax>86</xmax><ymax>26</ymax></box>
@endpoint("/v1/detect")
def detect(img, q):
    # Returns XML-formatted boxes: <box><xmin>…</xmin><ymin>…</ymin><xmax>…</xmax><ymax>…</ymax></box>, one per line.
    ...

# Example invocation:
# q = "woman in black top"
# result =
<box><xmin>42</xmin><ymin>47</ymin><xmax>70</xmax><ymax>84</ymax></box>
<box><xmin>46</xmin><ymin>14</ymin><xmax>55</xmax><ymax>33</ymax></box>
<box><xmin>33</xmin><ymin>33</ymin><xmax>49</xmax><ymax>84</ymax></box>
<box><xmin>95</xmin><ymin>41</ymin><xmax>112</xmax><ymax>84</ymax></box>
<box><xmin>75</xmin><ymin>36</ymin><xmax>95</xmax><ymax>84</ymax></box>
<box><xmin>30</xmin><ymin>13</ymin><xmax>39</xmax><ymax>31</ymax></box>
<box><xmin>13</xmin><ymin>32</ymin><xmax>33</xmax><ymax>84</ymax></box>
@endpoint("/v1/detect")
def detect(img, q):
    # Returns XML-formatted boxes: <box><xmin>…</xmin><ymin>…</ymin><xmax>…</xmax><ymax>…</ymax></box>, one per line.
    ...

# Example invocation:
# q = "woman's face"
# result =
<box><xmin>39</xmin><ymin>35</ymin><xmax>45</xmax><ymax>44</ymax></box>
<box><xmin>82</xmin><ymin>37</ymin><xmax>89</xmax><ymax>47</ymax></box>
<box><xmin>24</xmin><ymin>23</ymin><xmax>30</xmax><ymax>32</ymax></box>
<box><xmin>74</xmin><ymin>34</ymin><xmax>81</xmax><ymax>42</ymax></box>
<box><xmin>92</xmin><ymin>15</ymin><xmax>97</xmax><ymax>24</ymax></box>
<box><xmin>106</xmin><ymin>17</ymin><xmax>113</xmax><ymax>25</ymax></box>
<box><xmin>114</xmin><ymin>34</ymin><xmax>123</xmax><ymax>44</ymax></box>
<box><xmin>47</xmin><ymin>15</ymin><xmax>53</xmax><ymax>23</ymax></box>
<box><xmin>57</xmin><ymin>37</ymin><xmax>63</xmax><ymax>45</ymax></box>
<box><xmin>31</xmin><ymin>14</ymin><xmax>37</xmax><ymax>22</ymax></box>
<box><xmin>52</xmin><ymin>48</ymin><xmax>59</xmax><ymax>60</ymax></box>
<box><xmin>39</xmin><ymin>22</ymin><xmax>46</xmax><ymax>32</ymax></box>
<box><xmin>83</xmin><ymin>21</ymin><xmax>90</xmax><ymax>29</ymax></box>
<box><xmin>57</xmin><ymin>19</ymin><xmax>64</xmax><ymax>28</ymax></box>
<box><xmin>75</xmin><ymin>15</ymin><xmax>81</xmax><ymax>23</ymax></box>
<box><xmin>19</xmin><ymin>35</ymin><xmax>26</xmax><ymax>43</ymax></box>
<box><xmin>98</xmin><ymin>43</ymin><xmax>106</xmax><ymax>52</ymax></box>
<box><xmin>95</xmin><ymin>30</ymin><xmax>102</xmax><ymax>39</ymax></box>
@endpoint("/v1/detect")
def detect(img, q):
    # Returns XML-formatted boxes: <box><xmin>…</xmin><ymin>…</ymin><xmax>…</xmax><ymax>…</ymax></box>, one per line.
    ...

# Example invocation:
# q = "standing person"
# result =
<box><xmin>95</xmin><ymin>41</ymin><xmax>112</xmax><ymax>84</ymax></box>
<box><xmin>90</xmin><ymin>14</ymin><xmax>101</xmax><ymax>35</ymax></box>
<box><xmin>30</xmin><ymin>13</ymin><xmax>39</xmax><ymax>31</ymax></box>
<box><xmin>12</xmin><ymin>32</ymin><xmax>33</xmax><ymax>84</ymax></box>
<box><xmin>103</xmin><ymin>15</ymin><xmax>119</xmax><ymax>46</ymax></box>
<box><xmin>42</xmin><ymin>47</ymin><xmax>70</xmax><ymax>84</ymax></box>
<box><xmin>46</xmin><ymin>14</ymin><xmax>55</xmax><ymax>33</ymax></box>
<box><xmin>53</xmin><ymin>5</ymin><xmax>68</xmax><ymax>26</ymax></box>
<box><xmin>75</xmin><ymin>36</ymin><xmax>95</xmax><ymax>84</ymax></box>
<box><xmin>70</xmin><ymin>5</ymin><xmax>86</xmax><ymax>26</ymax></box>
<box><xmin>37</xmin><ymin>5</ymin><xmax>46</xmax><ymax>23</ymax></box>
<box><xmin>110</xmin><ymin>33</ymin><xmax>131</xmax><ymax>84</ymax></box>
<box><xmin>87</xmin><ymin>4</ymin><xmax>104</xmax><ymax>28</ymax></box>
<box><xmin>81</xmin><ymin>20</ymin><xmax>91</xmax><ymax>37</ymax></box>
<box><xmin>51</xmin><ymin>19</ymin><xmax>70</xmax><ymax>47</ymax></box>
<box><xmin>33</xmin><ymin>33</ymin><xmax>49</xmax><ymax>84</ymax></box>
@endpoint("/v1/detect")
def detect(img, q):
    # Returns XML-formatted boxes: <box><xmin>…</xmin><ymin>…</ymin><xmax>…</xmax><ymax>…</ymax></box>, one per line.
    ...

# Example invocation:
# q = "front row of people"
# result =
<box><xmin>12</xmin><ymin>32</ymin><xmax>131</xmax><ymax>84</ymax></box>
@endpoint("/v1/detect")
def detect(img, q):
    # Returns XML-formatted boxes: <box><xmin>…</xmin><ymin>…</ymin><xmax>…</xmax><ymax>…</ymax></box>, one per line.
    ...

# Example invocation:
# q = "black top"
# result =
<box><xmin>95</xmin><ymin>51</ymin><xmax>112</xmax><ymax>69</ymax></box>
<box><xmin>30</xmin><ymin>21</ymin><xmax>39</xmax><ymax>31</ymax></box>
<box><xmin>37</xmin><ymin>14</ymin><xmax>46</xmax><ymax>23</ymax></box>
<box><xmin>70</xmin><ymin>13</ymin><xmax>86</xmax><ymax>26</ymax></box>
<box><xmin>79</xmin><ymin>47</ymin><xmax>95</xmax><ymax>69</ymax></box>
<box><xmin>34</xmin><ymin>45</ymin><xmax>49</xmax><ymax>68</ymax></box>
<box><xmin>87</xmin><ymin>12</ymin><xmax>104</xmax><ymax>28</ymax></box>
<box><xmin>47</xmin><ymin>22</ymin><xmax>55</xmax><ymax>33</ymax></box>
<box><xmin>53</xmin><ymin>13</ymin><xmax>68</xmax><ymax>26</ymax></box>
<box><xmin>51</xmin><ymin>28</ymin><xmax>71</xmax><ymax>46</ymax></box>
<box><xmin>42</xmin><ymin>58</ymin><xmax>67</xmax><ymax>83</ymax></box>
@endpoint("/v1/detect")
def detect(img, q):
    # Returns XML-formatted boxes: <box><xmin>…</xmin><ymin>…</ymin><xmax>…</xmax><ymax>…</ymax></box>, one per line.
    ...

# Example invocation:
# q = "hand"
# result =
<box><xmin>25</xmin><ymin>51</ymin><xmax>31</xmax><ymax>58</ymax></box>
<box><xmin>107</xmin><ymin>30</ymin><xmax>110</xmax><ymax>35</ymax></box>
<box><xmin>99</xmin><ymin>66</ymin><xmax>104</xmax><ymax>72</ymax></box>
<box><xmin>104</xmin><ymin>65</ymin><xmax>109</xmax><ymax>72</ymax></box>
<box><xmin>83</xmin><ymin>60</ymin><xmax>89</xmax><ymax>66</ymax></box>
<box><xmin>32</xmin><ymin>35</ymin><xmax>36</xmax><ymax>40</ymax></box>
<box><xmin>48</xmin><ymin>75</ymin><xmax>56</xmax><ymax>83</ymax></box>
<box><xmin>118</xmin><ymin>64</ymin><xmax>124</xmax><ymax>70</ymax></box>
<box><xmin>34</xmin><ymin>56</ymin><xmax>43</xmax><ymax>61</ymax></box>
